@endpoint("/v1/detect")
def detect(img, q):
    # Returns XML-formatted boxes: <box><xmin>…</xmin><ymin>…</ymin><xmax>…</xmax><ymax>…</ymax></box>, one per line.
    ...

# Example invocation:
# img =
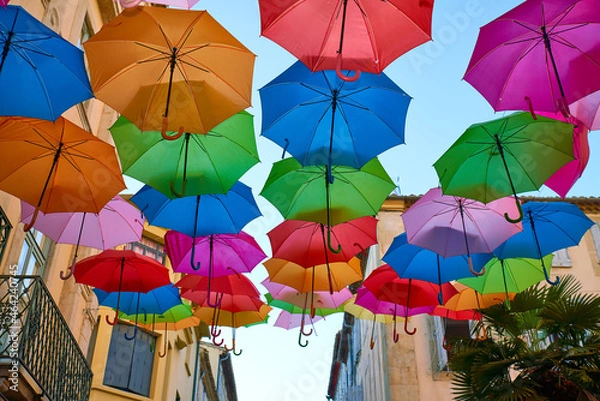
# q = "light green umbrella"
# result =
<box><xmin>433</xmin><ymin>112</ymin><xmax>573</xmax><ymax>222</ymax></box>
<box><xmin>260</xmin><ymin>157</ymin><xmax>395</xmax><ymax>252</ymax></box>
<box><xmin>110</xmin><ymin>111</ymin><xmax>259</xmax><ymax>198</ymax></box>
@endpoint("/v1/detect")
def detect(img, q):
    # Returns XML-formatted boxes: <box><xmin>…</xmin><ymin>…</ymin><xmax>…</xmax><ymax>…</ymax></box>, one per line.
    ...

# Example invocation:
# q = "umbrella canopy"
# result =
<box><xmin>493</xmin><ymin>201</ymin><xmax>594</xmax><ymax>284</ymax></box>
<box><xmin>0</xmin><ymin>6</ymin><xmax>93</xmax><ymax>120</ymax></box>
<box><xmin>570</xmin><ymin>90</ymin><xmax>600</xmax><ymax>130</ymax></box>
<box><xmin>264</xmin><ymin>257</ymin><xmax>363</xmax><ymax>293</ymax></box>
<box><xmin>458</xmin><ymin>255</ymin><xmax>553</xmax><ymax>295</ymax></box>
<box><xmin>343</xmin><ymin>296</ymin><xmax>395</xmax><ymax>324</ymax></box>
<box><xmin>260</xmin><ymin>60</ymin><xmax>410</xmax><ymax>168</ymax></box>
<box><xmin>544</xmin><ymin>117</ymin><xmax>590</xmax><ymax>198</ymax></box>
<box><xmin>261</xmin><ymin>157</ymin><xmax>395</xmax><ymax>228</ymax></box>
<box><xmin>383</xmin><ymin>233</ymin><xmax>493</xmax><ymax>285</ymax></box>
<box><xmin>430</xmin><ymin>307</ymin><xmax>481</xmax><ymax>321</ymax></box>
<box><xmin>110</xmin><ymin>112</ymin><xmax>259</xmax><ymax>198</ymax></box>
<box><xmin>401</xmin><ymin>187</ymin><xmax>522</xmax><ymax>265</ymax></box>
<box><xmin>464</xmin><ymin>0</ymin><xmax>600</xmax><ymax>115</ymax></box>
<box><xmin>122</xmin><ymin>304</ymin><xmax>200</xmax><ymax>331</ymax></box>
<box><xmin>433</xmin><ymin>112</ymin><xmax>574</xmax><ymax>222</ymax></box>
<box><xmin>182</xmin><ymin>291</ymin><xmax>265</xmax><ymax>313</ymax></box>
<box><xmin>274</xmin><ymin>310</ymin><xmax>325</xmax><ymax>330</ymax></box>
<box><xmin>130</xmin><ymin>182</ymin><xmax>262</xmax><ymax>237</ymax></box>
<box><xmin>259</xmin><ymin>0</ymin><xmax>433</xmax><ymax>78</ymax></box>
<box><xmin>444</xmin><ymin>288</ymin><xmax>516</xmax><ymax>312</ymax></box>
<box><xmin>83</xmin><ymin>6</ymin><xmax>255</xmax><ymax>136</ymax></box>
<box><xmin>266</xmin><ymin>293</ymin><xmax>345</xmax><ymax>316</ymax></box>
<box><xmin>164</xmin><ymin>230</ymin><xmax>266</xmax><ymax>276</ymax></box>
<box><xmin>93</xmin><ymin>284</ymin><xmax>182</xmax><ymax>316</ymax></box>
<box><xmin>262</xmin><ymin>278</ymin><xmax>353</xmax><ymax>310</ymax></box>
<box><xmin>267</xmin><ymin>217</ymin><xmax>378</xmax><ymax>267</ymax></box>
<box><xmin>194</xmin><ymin>304</ymin><xmax>271</xmax><ymax>328</ymax></box>
<box><xmin>175</xmin><ymin>273</ymin><xmax>261</xmax><ymax>299</ymax></box>
<box><xmin>0</xmin><ymin>117</ymin><xmax>126</xmax><ymax>229</ymax></box>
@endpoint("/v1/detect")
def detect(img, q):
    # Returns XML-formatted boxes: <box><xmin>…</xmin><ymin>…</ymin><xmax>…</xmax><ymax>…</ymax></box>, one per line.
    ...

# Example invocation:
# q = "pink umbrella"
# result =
<box><xmin>401</xmin><ymin>187</ymin><xmax>522</xmax><ymax>275</ymax></box>
<box><xmin>464</xmin><ymin>0</ymin><xmax>600</xmax><ymax>116</ymax></box>
<box><xmin>354</xmin><ymin>286</ymin><xmax>434</xmax><ymax>346</ymax></box>
<box><xmin>570</xmin><ymin>90</ymin><xmax>600</xmax><ymax>130</ymax></box>
<box><xmin>20</xmin><ymin>196</ymin><xmax>145</xmax><ymax>279</ymax></box>
<box><xmin>164</xmin><ymin>230</ymin><xmax>266</xmax><ymax>276</ymax></box>
<box><xmin>274</xmin><ymin>310</ymin><xmax>324</xmax><ymax>330</ymax></box>
<box><xmin>118</xmin><ymin>0</ymin><xmax>199</xmax><ymax>9</ymax></box>
<box><xmin>540</xmin><ymin>114</ymin><xmax>590</xmax><ymax>198</ymax></box>
<box><xmin>261</xmin><ymin>278</ymin><xmax>353</xmax><ymax>310</ymax></box>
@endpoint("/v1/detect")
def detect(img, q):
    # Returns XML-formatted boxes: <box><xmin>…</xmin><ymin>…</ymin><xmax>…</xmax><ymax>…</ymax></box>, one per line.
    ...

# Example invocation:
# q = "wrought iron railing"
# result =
<box><xmin>0</xmin><ymin>275</ymin><xmax>93</xmax><ymax>401</ymax></box>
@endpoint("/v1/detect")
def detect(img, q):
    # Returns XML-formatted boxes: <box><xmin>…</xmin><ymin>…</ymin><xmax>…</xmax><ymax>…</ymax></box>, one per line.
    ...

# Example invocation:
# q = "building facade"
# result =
<box><xmin>327</xmin><ymin>196</ymin><xmax>600</xmax><ymax>401</ymax></box>
<box><xmin>0</xmin><ymin>2</ymin><xmax>237</xmax><ymax>400</ymax></box>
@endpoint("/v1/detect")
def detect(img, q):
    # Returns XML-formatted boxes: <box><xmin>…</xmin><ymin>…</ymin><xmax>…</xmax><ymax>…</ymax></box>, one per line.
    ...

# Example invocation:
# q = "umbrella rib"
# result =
<box><xmin>134</xmin><ymin>41</ymin><xmax>172</xmax><ymax>57</ymax></box>
<box><xmin>546</xmin><ymin>4</ymin><xmax>578</xmax><ymax>35</ymax></box>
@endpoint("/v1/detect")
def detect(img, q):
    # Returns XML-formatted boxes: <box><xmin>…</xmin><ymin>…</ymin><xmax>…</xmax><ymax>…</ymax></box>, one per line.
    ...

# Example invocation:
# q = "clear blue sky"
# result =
<box><xmin>126</xmin><ymin>0</ymin><xmax>599</xmax><ymax>399</ymax></box>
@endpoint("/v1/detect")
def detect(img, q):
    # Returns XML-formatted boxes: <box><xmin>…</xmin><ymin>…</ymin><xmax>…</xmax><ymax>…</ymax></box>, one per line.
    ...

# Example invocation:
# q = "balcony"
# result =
<box><xmin>0</xmin><ymin>275</ymin><xmax>93</xmax><ymax>401</ymax></box>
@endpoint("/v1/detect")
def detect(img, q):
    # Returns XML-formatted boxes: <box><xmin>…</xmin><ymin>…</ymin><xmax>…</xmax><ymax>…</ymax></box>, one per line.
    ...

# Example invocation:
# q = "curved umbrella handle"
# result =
<box><xmin>212</xmin><ymin>331</ymin><xmax>224</xmax><ymax>347</ymax></box>
<box><xmin>124</xmin><ymin>325</ymin><xmax>138</xmax><ymax>341</ymax></box>
<box><xmin>169</xmin><ymin>179</ymin><xmax>187</xmax><ymax>198</ymax></box>
<box><xmin>207</xmin><ymin>292</ymin><xmax>223</xmax><ymax>308</ymax></box>
<box><xmin>60</xmin><ymin>265</ymin><xmax>74</xmax><ymax>280</ymax></box>
<box><xmin>542</xmin><ymin>263</ymin><xmax>560</xmax><ymax>286</ymax></box>
<box><xmin>106</xmin><ymin>309</ymin><xmax>119</xmax><ymax>326</ymax></box>
<box><xmin>211</xmin><ymin>325</ymin><xmax>222</xmax><ymax>338</ymax></box>
<box><xmin>310</xmin><ymin>306</ymin><xmax>316</xmax><ymax>319</ymax></box>
<box><xmin>524</xmin><ymin>96</ymin><xmax>537</xmax><ymax>120</ymax></box>
<box><xmin>403</xmin><ymin>318</ymin><xmax>416</xmax><ymax>336</ymax></box>
<box><xmin>468</xmin><ymin>256</ymin><xmax>485</xmax><ymax>277</ymax></box>
<box><xmin>369</xmin><ymin>317</ymin><xmax>376</xmax><ymax>349</ymax></box>
<box><xmin>369</xmin><ymin>339</ymin><xmax>375</xmax><ymax>349</ymax></box>
<box><xmin>23</xmin><ymin>207</ymin><xmax>40</xmax><ymax>232</ymax></box>
<box><xmin>336</xmin><ymin>53</ymin><xmax>360</xmax><ymax>82</ymax></box>
<box><xmin>298</xmin><ymin>330</ymin><xmax>309</xmax><ymax>348</ymax></box>
<box><xmin>189</xmin><ymin>243</ymin><xmax>201</xmax><ymax>271</ymax></box>
<box><xmin>300</xmin><ymin>322</ymin><xmax>313</xmax><ymax>337</ymax></box>
<box><xmin>225</xmin><ymin>338</ymin><xmax>243</xmax><ymax>356</ymax></box>
<box><xmin>393</xmin><ymin>320</ymin><xmax>399</xmax><ymax>343</ymax></box>
<box><xmin>161</xmin><ymin>117</ymin><xmax>184</xmax><ymax>141</ymax></box>
<box><xmin>475</xmin><ymin>325</ymin><xmax>488</xmax><ymax>341</ymax></box>
<box><xmin>281</xmin><ymin>138</ymin><xmax>290</xmax><ymax>159</ymax></box>
<box><xmin>504</xmin><ymin>199</ymin><xmax>523</xmax><ymax>223</ymax></box>
<box><xmin>327</xmin><ymin>226</ymin><xmax>342</xmax><ymax>254</ymax></box>
<box><xmin>442</xmin><ymin>336</ymin><xmax>452</xmax><ymax>350</ymax></box>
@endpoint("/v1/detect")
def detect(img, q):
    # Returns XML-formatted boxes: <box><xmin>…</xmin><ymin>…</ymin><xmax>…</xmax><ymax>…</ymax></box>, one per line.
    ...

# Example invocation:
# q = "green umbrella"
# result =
<box><xmin>457</xmin><ymin>254</ymin><xmax>553</xmax><ymax>296</ymax></box>
<box><xmin>110</xmin><ymin>111</ymin><xmax>259</xmax><ymax>198</ymax></box>
<box><xmin>433</xmin><ymin>112</ymin><xmax>573</xmax><ymax>223</ymax></box>
<box><xmin>260</xmin><ymin>157</ymin><xmax>395</xmax><ymax>252</ymax></box>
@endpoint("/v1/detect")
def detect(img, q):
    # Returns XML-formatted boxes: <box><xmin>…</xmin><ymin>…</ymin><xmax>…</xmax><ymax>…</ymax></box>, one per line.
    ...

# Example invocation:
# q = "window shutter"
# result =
<box><xmin>552</xmin><ymin>248</ymin><xmax>572</xmax><ymax>267</ymax></box>
<box><xmin>591</xmin><ymin>223</ymin><xmax>600</xmax><ymax>260</ymax></box>
<box><xmin>103</xmin><ymin>324</ymin><xmax>134</xmax><ymax>390</ymax></box>
<box><xmin>129</xmin><ymin>330</ymin><xmax>154</xmax><ymax>397</ymax></box>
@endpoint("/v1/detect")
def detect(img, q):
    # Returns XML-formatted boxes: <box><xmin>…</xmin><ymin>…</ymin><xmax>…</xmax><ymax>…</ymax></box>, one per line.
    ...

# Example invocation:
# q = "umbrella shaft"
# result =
<box><xmin>164</xmin><ymin>48</ymin><xmax>178</xmax><ymax>118</ymax></box>
<box><xmin>541</xmin><ymin>26</ymin><xmax>567</xmax><ymax>100</ymax></box>
<box><xmin>0</xmin><ymin>31</ymin><xmax>14</xmax><ymax>75</ymax></box>
<box><xmin>36</xmin><ymin>142</ymin><xmax>64</xmax><ymax>208</ymax></box>
<box><xmin>337</xmin><ymin>0</ymin><xmax>349</xmax><ymax>54</ymax></box>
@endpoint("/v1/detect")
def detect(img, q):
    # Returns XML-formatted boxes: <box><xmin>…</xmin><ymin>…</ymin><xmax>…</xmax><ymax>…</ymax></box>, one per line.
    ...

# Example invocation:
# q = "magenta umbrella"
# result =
<box><xmin>0</xmin><ymin>0</ymin><xmax>9</xmax><ymax>7</ymax></box>
<box><xmin>401</xmin><ymin>187</ymin><xmax>522</xmax><ymax>275</ymax></box>
<box><xmin>464</xmin><ymin>0</ymin><xmax>600</xmax><ymax>116</ymax></box>
<box><xmin>20</xmin><ymin>196</ymin><xmax>145</xmax><ymax>279</ymax></box>
<box><xmin>354</xmin><ymin>286</ymin><xmax>434</xmax><ymax>347</ymax></box>
<box><xmin>261</xmin><ymin>278</ymin><xmax>353</xmax><ymax>310</ymax></box>
<box><xmin>540</xmin><ymin>113</ymin><xmax>590</xmax><ymax>198</ymax></box>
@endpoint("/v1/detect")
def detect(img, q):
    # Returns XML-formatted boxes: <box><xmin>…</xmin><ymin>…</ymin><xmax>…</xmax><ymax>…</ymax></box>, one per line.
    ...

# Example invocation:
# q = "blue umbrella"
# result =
<box><xmin>93</xmin><ymin>284</ymin><xmax>183</xmax><ymax>339</ymax></box>
<box><xmin>130</xmin><ymin>181</ymin><xmax>262</xmax><ymax>237</ymax></box>
<box><xmin>493</xmin><ymin>201</ymin><xmax>594</xmax><ymax>285</ymax></box>
<box><xmin>260</xmin><ymin>61</ymin><xmax>411</xmax><ymax>174</ymax></box>
<box><xmin>0</xmin><ymin>6</ymin><xmax>93</xmax><ymax>120</ymax></box>
<box><xmin>383</xmin><ymin>233</ymin><xmax>492</xmax><ymax>303</ymax></box>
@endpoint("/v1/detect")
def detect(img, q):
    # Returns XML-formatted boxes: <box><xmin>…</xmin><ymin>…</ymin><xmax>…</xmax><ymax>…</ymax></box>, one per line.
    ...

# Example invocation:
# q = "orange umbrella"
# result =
<box><xmin>0</xmin><ymin>117</ymin><xmax>125</xmax><ymax>230</ymax></box>
<box><xmin>83</xmin><ymin>6</ymin><xmax>255</xmax><ymax>139</ymax></box>
<box><xmin>444</xmin><ymin>287</ymin><xmax>516</xmax><ymax>311</ymax></box>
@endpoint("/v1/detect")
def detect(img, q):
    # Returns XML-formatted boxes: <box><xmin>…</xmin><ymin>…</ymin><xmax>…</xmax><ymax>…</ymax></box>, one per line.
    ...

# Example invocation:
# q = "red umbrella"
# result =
<box><xmin>259</xmin><ymin>0</ymin><xmax>433</xmax><ymax>81</ymax></box>
<box><xmin>74</xmin><ymin>250</ymin><xmax>171</xmax><ymax>325</ymax></box>
<box><xmin>175</xmin><ymin>273</ymin><xmax>261</xmax><ymax>298</ymax></box>
<box><xmin>267</xmin><ymin>217</ymin><xmax>377</xmax><ymax>266</ymax></box>
<box><xmin>362</xmin><ymin>265</ymin><xmax>458</xmax><ymax>334</ymax></box>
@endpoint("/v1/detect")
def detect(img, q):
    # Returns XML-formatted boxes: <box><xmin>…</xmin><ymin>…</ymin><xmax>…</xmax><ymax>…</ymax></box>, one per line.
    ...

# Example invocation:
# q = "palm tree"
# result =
<box><xmin>449</xmin><ymin>275</ymin><xmax>600</xmax><ymax>401</ymax></box>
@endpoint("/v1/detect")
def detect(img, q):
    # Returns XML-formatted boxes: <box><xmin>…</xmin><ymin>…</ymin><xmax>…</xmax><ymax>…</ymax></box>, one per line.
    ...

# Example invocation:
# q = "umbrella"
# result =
<box><xmin>260</xmin><ymin>60</ymin><xmax>411</xmax><ymax>169</ymax></box>
<box><xmin>430</xmin><ymin>306</ymin><xmax>481</xmax><ymax>350</ymax></box>
<box><xmin>84</xmin><ymin>6</ymin><xmax>255</xmax><ymax>138</ymax></box>
<box><xmin>264</xmin><ymin>257</ymin><xmax>363</xmax><ymax>293</ymax></box>
<box><xmin>1</xmin><ymin>1</ymin><xmax>9</xmax><ymax>7</ymax></box>
<box><xmin>570</xmin><ymin>90</ymin><xmax>600</xmax><ymax>130</ymax></box>
<box><xmin>273</xmin><ymin>310</ymin><xmax>325</xmax><ymax>331</ymax></box>
<box><xmin>458</xmin><ymin>255</ymin><xmax>553</xmax><ymax>296</ymax></box>
<box><xmin>194</xmin><ymin>304</ymin><xmax>271</xmax><ymax>355</ymax></box>
<box><xmin>444</xmin><ymin>287</ymin><xmax>516</xmax><ymax>312</ymax></box>
<box><xmin>262</xmin><ymin>278</ymin><xmax>353</xmax><ymax>310</ymax></box>
<box><xmin>94</xmin><ymin>284</ymin><xmax>182</xmax><ymax>339</ymax></box>
<box><xmin>464</xmin><ymin>0</ymin><xmax>600</xmax><ymax>116</ymax></box>
<box><xmin>383</xmin><ymin>233</ymin><xmax>493</xmax><ymax>293</ymax></box>
<box><xmin>399</xmin><ymin>187</ymin><xmax>520</xmax><ymax>274</ymax></box>
<box><xmin>164</xmin><ymin>230</ymin><xmax>266</xmax><ymax>277</ymax></box>
<box><xmin>259</xmin><ymin>0</ymin><xmax>433</xmax><ymax>80</ymax></box>
<box><xmin>20</xmin><ymin>196</ymin><xmax>145</xmax><ymax>279</ymax></box>
<box><xmin>354</xmin><ymin>286</ymin><xmax>434</xmax><ymax>344</ymax></box>
<box><xmin>130</xmin><ymin>182</ymin><xmax>262</xmax><ymax>237</ymax></box>
<box><xmin>361</xmin><ymin>265</ymin><xmax>458</xmax><ymax>335</ymax></box>
<box><xmin>74</xmin><ymin>250</ymin><xmax>171</xmax><ymax>325</ymax></box>
<box><xmin>267</xmin><ymin>217</ymin><xmax>378</xmax><ymax>268</ymax></box>
<box><xmin>120</xmin><ymin>304</ymin><xmax>202</xmax><ymax>358</ymax></box>
<box><xmin>110</xmin><ymin>112</ymin><xmax>259</xmax><ymax>198</ymax></box>
<box><xmin>344</xmin><ymin>296</ymin><xmax>396</xmax><ymax>324</ymax></box>
<box><xmin>493</xmin><ymin>201</ymin><xmax>594</xmax><ymax>285</ymax></box>
<box><xmin>544</xmin><ymin>116</ymin><xmax>590</xmax><ymax>198</ymax></box>
<box><xmin>0</xmin><ymin>6</ymin><xmax>93</xmax><ymax>120</ymax></box>
<box><xmin>260</xmin><ymin>157</ymin><xmax>395</xmax><ymax>251</ymax></box>
<box><xmin>0</xmin><ymin>117</ymin><xmax>126</xmax><ymax>230</ymax></box>
<box><xmin>182</xmin><ymin>291</ymin><xmax>265</xmax><ymax>313</ymax></box>
<box><xmin>433</xmin><ymin>112</ymin><xmax>574</xmax><ymax>222</ymax></box>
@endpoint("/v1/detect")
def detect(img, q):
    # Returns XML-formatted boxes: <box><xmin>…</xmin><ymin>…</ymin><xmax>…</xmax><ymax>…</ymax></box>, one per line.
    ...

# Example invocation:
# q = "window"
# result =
<box><xmin>552</xmin><ymin>248</ymin><xmax>572</xmax><ymax>267</ymax></box>
<box><xmin>125</xmin><ymin>238</ymin><xmax>166</xmax><ymax>264</ymax></box>
<box><xmin>591</xmin><ymin>223</ymin><xmax>600</xmax><ymax>261</ymax></box>
<box><xmin>0</xmin><ymin>206</ymin><xmax>12</xmax><ymax>263</ymax></box>
<box><xmin>104</xmin><ymin>323</ymin><xmax>155</xmax><ymax>397</ymax></box>
<box><xmin>17</xmin><ymin>229</ymin><xmax>52</xmax><ymax>276</ymax></box>
<box><xmin>428</xmin><ymin>316</ymin><xmax>471</xmax><ymax>373</ymax></box>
